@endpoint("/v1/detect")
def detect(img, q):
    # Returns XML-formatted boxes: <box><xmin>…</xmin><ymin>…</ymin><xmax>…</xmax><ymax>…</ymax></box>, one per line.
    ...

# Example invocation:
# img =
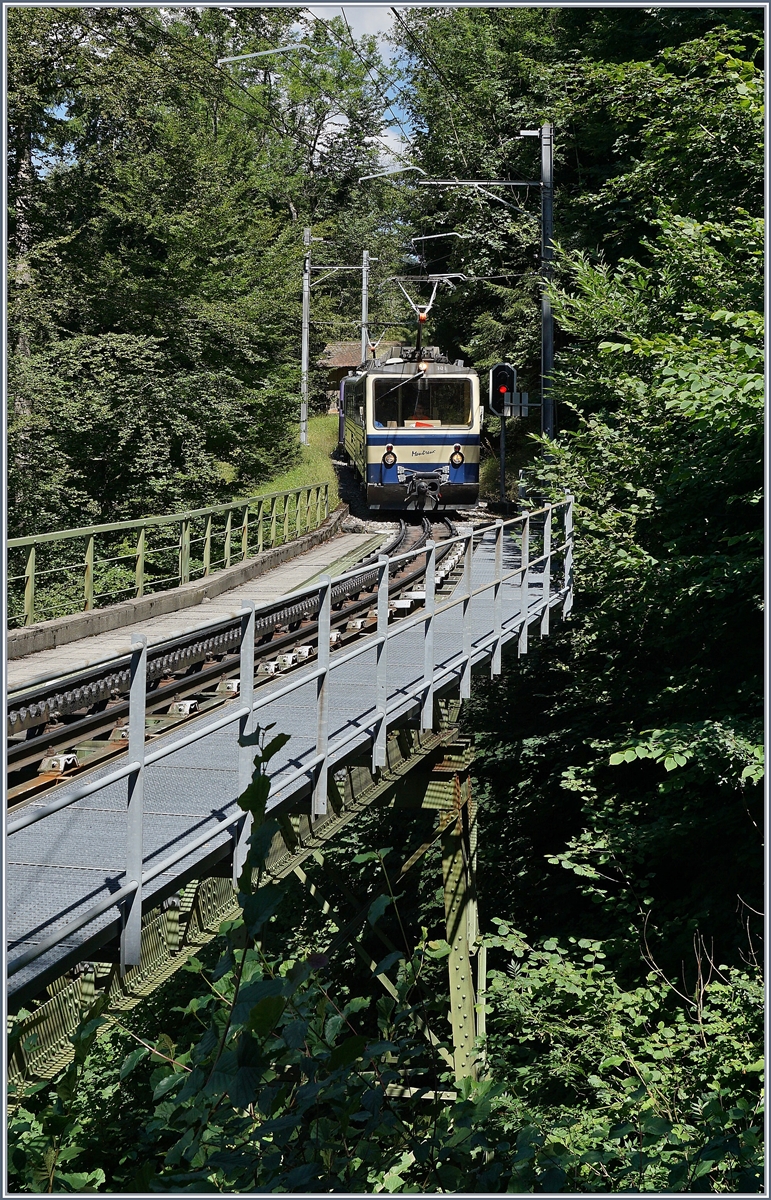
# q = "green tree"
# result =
<box><xmin>389</xmin><ymin>10</ymin><xmax>762</xmax><ymax>389</ymax></box>
<box><xmin>7</xmin><ymin>6</ymin><xmax>401</xmax><ymax>533</ymax></box>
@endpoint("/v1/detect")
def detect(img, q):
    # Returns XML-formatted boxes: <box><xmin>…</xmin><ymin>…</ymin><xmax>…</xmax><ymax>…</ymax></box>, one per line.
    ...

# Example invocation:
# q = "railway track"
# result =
<box><xmin>7</xmin><ymin>515</ymin><xmax>466</xmax><ymax>811</ymax></box>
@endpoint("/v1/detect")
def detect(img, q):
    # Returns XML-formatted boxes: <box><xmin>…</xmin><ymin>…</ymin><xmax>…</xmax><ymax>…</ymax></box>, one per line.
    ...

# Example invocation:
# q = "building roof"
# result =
<box><xmin>319</xmin><ymin>341</ymin><xmax>362</xmax><ymax>369</ymax></box>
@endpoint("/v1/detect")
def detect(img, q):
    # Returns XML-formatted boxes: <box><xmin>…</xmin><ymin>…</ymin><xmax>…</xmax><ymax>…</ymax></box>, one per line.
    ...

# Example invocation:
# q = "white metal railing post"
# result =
<box><xmin>461</xmin><ymin>529</ymin><xmax>473</xmax><ymax>699</ymax></box>
<box><xmin>373</xmin><ymin>555</ymin><xmax>390</xmax><ymax>769</ymax></box>
<box><xmin>135</xmin><ymin>528</ymin><xmax>146</xmax><ymax>598</ymax></box>
<box><xmin>540</xmin><ymin>505</ymin><xmax>552</xmax><ymax>636</ymax></box>
<box><xmin>233</xmin><ymin>601</ymin><xmax>256</xmax><ymax>887</ymax></box>
<box><xmin>241</xmin><ymin>505</ymin><xmax>249</xmax><ymax>561</ymax></box>
<box><xmin>313</xmin><ymin>577</ymin><xmax>332</xmax><ymax>817</ymax></box>
<box><xmin>492</xmin><ymin>521</ymin><xmax>503</xmax><ymax>676</ymax></box>
<box><xmin>121</xmin><ymin>634</ymin><xmax>147</xmax><ymax>973</ymax></box>
<box><xmin>563</xmin><ymin>493</ymin><xmax>574</xmax><ymax>616</ymax></box>
<box><xmin>519</xmin><ymin>514</ymin><xmax>530</xmax><ymax>655</ymax></box>
<box><xmin>257</xmin><ymin>500</ymin><xmax>265</xmax><ymax>554</ymax></box>
<box><xmin>421</xmin><ymin>541</ymin><xmax>436</xmax><ymax>729</ymax></box>
<box><xmin>203</xmin><ymin>516</ymin><xmax>212</xmax><ymax>577</ymax></box>
<box><xmin>179</xmin><ymin>519</ymin><xmax>191</xmax><ymax>584</ymax></box>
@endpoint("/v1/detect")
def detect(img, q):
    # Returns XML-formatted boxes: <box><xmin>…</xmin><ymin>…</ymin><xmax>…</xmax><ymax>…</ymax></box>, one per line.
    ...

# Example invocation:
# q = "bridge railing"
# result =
<box><xmin>7</xmin><ymin>498</ymin><xmax>573</xmax><ymax>980</ymax></box>
<box><xmin>7</xmin><ymin>483</ymin><xmax>330</xmax><ymax>629</ymax></box>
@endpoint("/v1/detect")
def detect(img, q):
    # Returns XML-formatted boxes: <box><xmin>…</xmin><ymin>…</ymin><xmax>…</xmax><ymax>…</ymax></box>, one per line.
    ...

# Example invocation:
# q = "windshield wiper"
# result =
<box><xmin>375</xmin><ymin>369</ymin><xmax>426</xmax><ymax>404</ymax></box>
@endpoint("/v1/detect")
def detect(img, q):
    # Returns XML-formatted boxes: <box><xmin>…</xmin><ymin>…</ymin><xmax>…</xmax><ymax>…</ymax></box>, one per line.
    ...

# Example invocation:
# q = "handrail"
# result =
<box><xmin>6</xmin><ymin>497</ymin><xmax>575</xmax><ymax>980</ymax></box>
<box><xmin>8</xmin><ymin>484</ymin><xmax>328</xmax><ymax>546</ymax></box>
<box><xmin>7</xmin><ymin>482</ymin><xmax>330</xmax><ymax>628</ymax></box>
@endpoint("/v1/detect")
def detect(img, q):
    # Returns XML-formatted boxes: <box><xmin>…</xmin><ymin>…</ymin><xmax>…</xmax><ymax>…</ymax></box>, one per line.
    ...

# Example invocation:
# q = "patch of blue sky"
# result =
<box><xmin>33</xmin><ymin>103</ymin><xmax>76</xmax><ymax>174</ymax></box>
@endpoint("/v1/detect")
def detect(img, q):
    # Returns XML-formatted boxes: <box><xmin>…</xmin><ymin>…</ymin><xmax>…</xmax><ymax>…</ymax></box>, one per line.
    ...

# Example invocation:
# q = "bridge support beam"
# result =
<box><xmin>233</xmin><ymin>601</ymin><xmax>256</xmax><ymax>887</ymax></box>
<box><xmin>433</xmin><ymin>743</ymin><xmax>481</xmax><ymax>1081</ymax></box>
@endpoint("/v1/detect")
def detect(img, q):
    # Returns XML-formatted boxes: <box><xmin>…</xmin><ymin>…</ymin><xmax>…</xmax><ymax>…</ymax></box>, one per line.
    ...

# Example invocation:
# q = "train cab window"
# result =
<box><xmin>372</xmin><ymin>376</ymin><xmax>472</xmax><ymax>428</ymax></box>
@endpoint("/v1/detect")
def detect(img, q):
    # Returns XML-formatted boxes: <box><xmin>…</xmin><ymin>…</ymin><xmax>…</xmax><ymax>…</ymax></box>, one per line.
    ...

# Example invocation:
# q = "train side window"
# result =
<box><xmin>344</xmin><ymin>377</ymin><xmax>364</xmax><ymax>423</ymax></box>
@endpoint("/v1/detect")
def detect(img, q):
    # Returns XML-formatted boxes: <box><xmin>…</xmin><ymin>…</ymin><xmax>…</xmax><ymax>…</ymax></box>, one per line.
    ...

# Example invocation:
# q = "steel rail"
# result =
<box><xmin>7</xmin><ymin>520</ymin><xmax>434</xmax><ymax>713</ymax></box>
<box><xmin>6</xmin><ymin>520</ymin><xmax>450</xmax><ymax>756</ymax></box>
<box><xmin>7</xmin><ymin>519</ymin><xmax>459</xmax><ymax>818</ymax></box>
<box><xmin>4</xmin><ymin>504</ymin><xmax>557</xmax><ymax>768</ymax></box>
<box><xmin>5</xmin><ymin>523</ymin><xmax>507</xmax><ymax>783</ymax></box>
<box><xmin>6</xmin><ymin>519</ymin><xmax>455</xmax><ymax>801</ymax></box>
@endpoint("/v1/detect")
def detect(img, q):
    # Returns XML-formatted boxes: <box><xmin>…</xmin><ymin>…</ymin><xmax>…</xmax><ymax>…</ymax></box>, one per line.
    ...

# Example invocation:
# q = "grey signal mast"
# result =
<box><xmin>518</xmin><ymin>123</ymin><xmax>554</xmax><ymax>439</ymax></box>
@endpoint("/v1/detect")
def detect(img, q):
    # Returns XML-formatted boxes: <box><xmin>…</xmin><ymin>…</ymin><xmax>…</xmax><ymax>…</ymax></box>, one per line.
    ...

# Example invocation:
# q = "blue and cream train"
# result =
<box><xmin>340</xmin><ymin>346</ymin><xmax>481</xmax><ymax>511</ymax></box>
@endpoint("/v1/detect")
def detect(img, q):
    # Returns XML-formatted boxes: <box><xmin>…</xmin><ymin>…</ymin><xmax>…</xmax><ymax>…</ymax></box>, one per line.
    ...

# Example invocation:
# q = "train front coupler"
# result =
<box><xmin>401</xmin><ymin>467</ymin><xmax>448</xmax><ymax>510</ymax></box>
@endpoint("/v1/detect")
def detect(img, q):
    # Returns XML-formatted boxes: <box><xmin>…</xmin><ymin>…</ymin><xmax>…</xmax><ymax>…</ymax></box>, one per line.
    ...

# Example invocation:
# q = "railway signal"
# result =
<box><xmin>488</xmin><ymin>363</ymin><xmax>530</xmax><ymax>505</ymax></box>
<box><xmin>488</xmin><ymin>363</ymin><xmax>516</xmax><ymax>417</ymax></box>
<box><xmin>488</xmin><ymin>363</ymin><xmax>529</xmax><ymax>418</ymax></box>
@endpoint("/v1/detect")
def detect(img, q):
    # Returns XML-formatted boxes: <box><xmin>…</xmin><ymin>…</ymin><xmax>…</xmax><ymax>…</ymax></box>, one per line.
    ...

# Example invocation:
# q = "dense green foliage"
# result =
<box><xmin>7</xmin><ymin>6</ymin><xmax>406</xmax><ymax>533</ymax></box>
<box><xmin>467</xmin><ymin>214</ymin><xmax>763</xmax><ymax>971</ymax></box>
<box><xmin>389</xmin><ymin>7</ymin><xmax>762</xmax><ymax>386</ymax></box>
<box><xmin>8</xmin><ymin>749</ymin><xmax>763</xmax><ymax>1192</ymax></box>
<box><xmin>7</xmin><ymin>6</ymin><xmax>763</xmax><ymax>1193</ymax></box>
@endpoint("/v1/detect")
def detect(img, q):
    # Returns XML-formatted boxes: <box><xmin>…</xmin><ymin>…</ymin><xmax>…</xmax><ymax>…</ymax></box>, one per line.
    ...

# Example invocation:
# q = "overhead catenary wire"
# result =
<box><xmin>389</xmin><ymin>7</ymin><xmax>473</xmax><ymax>117</ymax></box>
<box><xmin>340</xmin><ymin>6</ymin><xmax>415</xmax><ymax>150</ymax></box>
<box><xmin>81</xmin><ymin>14</ymin><xmax>534</xmax><ymax>332</ymax></box>
<box><xmin>128</xmin><ymin>9</ymin><xmax>291</xmax><ymax>133</ymax></box>
<box><xmin>386</xmin><ymin>10</ymin><xmax>468</xmax><ymax>170</ymax></box>
<box><xmin>390</xmin><ymin>6</ymin><xmax>512</xmax><ymax>152</ymax></box>
<box><xmin>89</xmin><ymin>14</ymin><xmax>290</xmax><ymax>142</ymax></box>
<box><xmin>131</xmin><ymin>8</ymin><xmax>400</xmax><ymax>167</ymax></box>
<box><xmin>307</xmin><ymin>7</ymin><xmax>416</xmax><ymax>153</ymax></box>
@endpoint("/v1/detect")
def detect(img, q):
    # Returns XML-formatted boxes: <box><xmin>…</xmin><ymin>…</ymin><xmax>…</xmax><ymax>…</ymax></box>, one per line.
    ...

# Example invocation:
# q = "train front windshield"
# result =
<box><xmin>373</xmin><ymin>375</ymin><xmax>472</xmax><ymax>428</ymax></box>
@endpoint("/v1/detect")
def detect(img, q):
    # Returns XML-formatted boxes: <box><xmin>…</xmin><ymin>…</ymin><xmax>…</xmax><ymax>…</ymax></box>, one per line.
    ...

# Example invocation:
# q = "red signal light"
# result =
<box><xmin>498</xmin><ymin>385</ymin><xmax>507</xmax><ymax>393</ymax></box>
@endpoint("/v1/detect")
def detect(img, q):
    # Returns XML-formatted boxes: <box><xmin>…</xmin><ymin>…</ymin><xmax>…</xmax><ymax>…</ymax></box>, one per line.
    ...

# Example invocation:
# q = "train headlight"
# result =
<box><xmin>382</xmin><ymin>444</ymin><xmax>397</xmax><ymax>468</ymax></box>
<box><xmin>449</xmin><ymin>444</ymin><xmax>465</xmax><ymax>468</ymax></box>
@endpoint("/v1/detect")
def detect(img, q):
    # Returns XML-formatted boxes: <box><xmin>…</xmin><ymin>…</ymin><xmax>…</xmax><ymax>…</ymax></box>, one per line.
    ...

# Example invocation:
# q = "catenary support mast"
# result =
<box><xmin>301</xmin><ymin>227</ymin><xmax>311</xmax><ymax>446</ymax></box>
<box><xmin>541</xmin><ymin>123</ymin><xmax>554</xmax><ymax>440</ymax></box>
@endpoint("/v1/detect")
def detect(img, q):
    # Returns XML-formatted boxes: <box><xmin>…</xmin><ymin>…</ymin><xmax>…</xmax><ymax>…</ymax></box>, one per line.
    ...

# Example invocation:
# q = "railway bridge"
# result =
<box><xmin>6</xmin><ymin>484</ymin><xmax>574</xmax><ymax>1085</ymax></box>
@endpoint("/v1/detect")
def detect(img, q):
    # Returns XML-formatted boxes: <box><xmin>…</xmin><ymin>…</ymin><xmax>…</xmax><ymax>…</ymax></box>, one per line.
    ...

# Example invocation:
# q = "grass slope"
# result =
<box><xmin>244</xmin><ymin>416</ymin><xmax>340</xmax><ymax>512</ymax></box>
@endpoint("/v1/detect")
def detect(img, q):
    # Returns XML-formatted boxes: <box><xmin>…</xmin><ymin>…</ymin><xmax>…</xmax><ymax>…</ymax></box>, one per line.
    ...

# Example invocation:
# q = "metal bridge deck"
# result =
<box><xmin>7</xmin><ymin>524</ymin><xmax>569</xmax><ymax>1001</ymax></box>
